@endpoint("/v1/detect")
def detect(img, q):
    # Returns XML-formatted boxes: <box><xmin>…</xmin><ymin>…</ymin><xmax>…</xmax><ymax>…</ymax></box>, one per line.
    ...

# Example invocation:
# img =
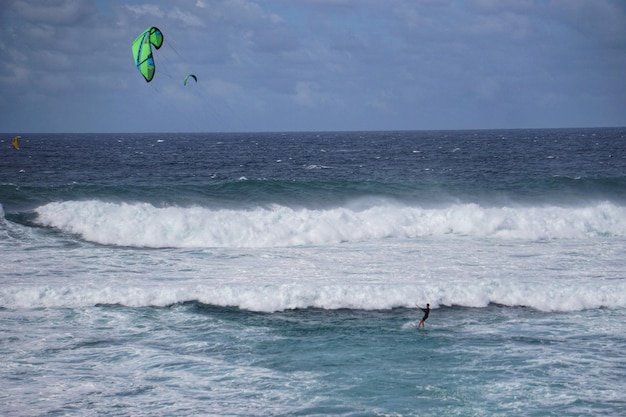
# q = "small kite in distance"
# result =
<box><xmin>184</xmin><ymin>74</ymin><xmax>198</xmax><ymax>86</ymax></box>
<box><xmin>12</xmin><ymin>136</ymin><xmax>21</xmax><ymax>150</ymax></box>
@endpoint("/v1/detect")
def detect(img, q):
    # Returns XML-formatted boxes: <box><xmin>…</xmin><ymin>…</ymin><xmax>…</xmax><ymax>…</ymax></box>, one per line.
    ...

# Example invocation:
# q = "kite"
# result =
<box><xmin>184</xmin><ymin>74</ymin><xmax>198</xmax><ymax>86</ymax></box>
<box><xmin>12</xmin><ymin>136</ymin><xmax>21</xmax><ymax>150</ymax></box>
<box><xmin>131</xmin><ymin>27</ymin><xmax>164</xmax><ymax>82</ymax></box>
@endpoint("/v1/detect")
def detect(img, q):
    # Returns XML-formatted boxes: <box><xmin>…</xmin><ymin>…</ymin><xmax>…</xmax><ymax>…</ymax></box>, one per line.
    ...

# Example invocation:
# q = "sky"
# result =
<box><xmin>1</xmin><ymin>0</ymin><xmax>625</xmax><ymax>133</ymax></box>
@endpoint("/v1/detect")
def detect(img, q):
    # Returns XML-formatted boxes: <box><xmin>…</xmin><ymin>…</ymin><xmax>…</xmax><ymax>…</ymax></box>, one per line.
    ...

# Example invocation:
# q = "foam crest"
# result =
<box><xmin>2</xmin><ymin>280</ymin><xmax>625</xmax><ymax>312</ymax></box>
<box><xmin>34</xmin><ymin>200</ymin><xmax>626</xmax><ymax>248</ymax></box>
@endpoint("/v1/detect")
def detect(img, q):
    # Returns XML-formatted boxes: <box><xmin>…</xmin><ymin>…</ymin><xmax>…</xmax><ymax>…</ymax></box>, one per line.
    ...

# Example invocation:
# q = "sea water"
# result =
<box><xmin>1</xmin><ymin>128</ymin><xmax>625</xmax><ymax>416</ymax></box>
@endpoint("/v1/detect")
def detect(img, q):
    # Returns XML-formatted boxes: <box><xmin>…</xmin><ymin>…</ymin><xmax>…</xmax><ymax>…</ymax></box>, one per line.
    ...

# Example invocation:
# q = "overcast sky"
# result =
<box><xmin>1</xmin><ymin>0</ymin><xmax>625</xmax><ymax>133</ymax></box>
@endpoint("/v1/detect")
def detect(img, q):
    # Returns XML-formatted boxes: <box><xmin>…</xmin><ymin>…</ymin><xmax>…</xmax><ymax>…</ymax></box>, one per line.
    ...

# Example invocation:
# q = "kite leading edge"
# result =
<box><xmin>184</xmin><ymin>74</ymin><xmax>198</xmax><ymax>86</ymax></box>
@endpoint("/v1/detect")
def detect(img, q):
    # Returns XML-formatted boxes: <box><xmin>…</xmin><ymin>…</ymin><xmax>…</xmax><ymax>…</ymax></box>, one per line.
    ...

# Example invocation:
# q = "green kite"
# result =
<box><xmin>131</xmin><ymin>27</ymin><xmax>164</xmax><ymax>82</ymax></box>
<box><xmin>184</xmin><ymin>74</ymin><xmax>198</xmax><ymax>86</ymax></box>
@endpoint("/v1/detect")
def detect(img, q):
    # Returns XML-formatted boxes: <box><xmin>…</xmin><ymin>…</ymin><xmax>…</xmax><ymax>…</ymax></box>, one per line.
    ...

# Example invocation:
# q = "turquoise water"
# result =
<box><xmin>2</xmin><ymin>304</ymin><xmax>622</xmax><ymax>416</ymax></box>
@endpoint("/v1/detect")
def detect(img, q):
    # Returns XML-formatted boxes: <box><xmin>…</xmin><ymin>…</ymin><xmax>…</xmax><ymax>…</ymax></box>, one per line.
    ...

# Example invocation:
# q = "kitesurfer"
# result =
<box><xmin>416</xmin><ymin>304</ymin><xmax>430</xmax><ymax>328</ymax></box>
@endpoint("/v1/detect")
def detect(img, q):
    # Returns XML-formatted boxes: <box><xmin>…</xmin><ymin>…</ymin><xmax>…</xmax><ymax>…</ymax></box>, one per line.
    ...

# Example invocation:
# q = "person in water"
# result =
<box><xmin>416</xmin><ymin>304</ymin><xmax>430</xmax><ymax>328</ymax></box>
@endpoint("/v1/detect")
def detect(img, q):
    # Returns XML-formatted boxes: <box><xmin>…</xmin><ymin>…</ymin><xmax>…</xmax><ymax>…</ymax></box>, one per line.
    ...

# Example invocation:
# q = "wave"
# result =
<box><xmin>31</xmin><ymin>199</ymin><xmax>626</xmax><ymax>248</ymax></box>
<box><xmin>3</xmin><ymin>175</ymin><xmax>626</xmax><ymax>211</ymax></box>
<box><xmin>1</xmin><ymin>279</ymin><xmax>624</xmax><ymax>312</ymax></box>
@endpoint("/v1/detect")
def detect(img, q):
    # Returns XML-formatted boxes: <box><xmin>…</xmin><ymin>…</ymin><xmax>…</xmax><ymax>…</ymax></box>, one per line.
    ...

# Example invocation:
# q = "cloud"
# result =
<box><xmin>0</xmin><ymin>0</ymin><xmax>624</xmax><ymax>132</ymax></box>
<box><xmin>124</xmin><ymin>3</ymin><xmax>166</xmax><ymax>18</ymax></box>
<box><xmin>291</xmin><ymin>81</ymin><xmax>326</xmax><ymax>107</ymax></box>
<box><xmin>12</xmin><ymin>0</ymin><xmax>95</xmax><ymax>25</ymax></box>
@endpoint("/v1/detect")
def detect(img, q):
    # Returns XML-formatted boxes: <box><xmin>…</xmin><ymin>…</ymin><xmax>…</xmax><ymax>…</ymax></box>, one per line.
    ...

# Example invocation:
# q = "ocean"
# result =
<box><xmin>1</xmin><ymin>128</ymin><xmax>625</xmax><ymax>416</ymax></box>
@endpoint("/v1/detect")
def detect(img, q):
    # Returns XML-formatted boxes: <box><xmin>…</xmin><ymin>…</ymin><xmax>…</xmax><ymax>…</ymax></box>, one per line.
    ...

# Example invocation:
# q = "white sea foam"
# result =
<box><xmin>34</xmin><ymin>200</ymin><xmax>626</xmax><ymax>248</ymax></box>
<box><xmin>2</xmin><ymin>277</ymin><xmax>625</xmax><ymax>313</ymax></box>
<box><xmin>1</xmin><ymin>198</ymin><xmax>622</xmax><ymax>313</ymax></box>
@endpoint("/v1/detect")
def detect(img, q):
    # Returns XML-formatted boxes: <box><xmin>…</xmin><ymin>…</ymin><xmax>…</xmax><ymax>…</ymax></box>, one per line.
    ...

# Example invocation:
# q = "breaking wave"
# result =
<box><xmin>33</xmin><ymin>199</ymin><xmax>626</xmax><ymax>248</ymax></box>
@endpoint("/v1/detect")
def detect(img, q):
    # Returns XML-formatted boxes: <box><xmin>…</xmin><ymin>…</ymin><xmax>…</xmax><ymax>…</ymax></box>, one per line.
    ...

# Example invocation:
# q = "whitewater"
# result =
<box><xmin>1</xmin><ymin>128</ymin><xmax>625</xmax><ymax>416</ymax></box>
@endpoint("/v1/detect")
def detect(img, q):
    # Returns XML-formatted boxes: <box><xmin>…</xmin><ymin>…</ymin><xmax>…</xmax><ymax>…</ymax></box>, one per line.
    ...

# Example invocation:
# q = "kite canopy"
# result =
<box><xmin>12</xmin><ymin>136</ymin><xmax>21</xmax><ymax>150</ymax></box>
<box><xmin>131</xmin><ymin>27</ymin><xmax>164</xmax><ymax>82</ymax></box>
<box><xmin>184</xmin><ymin>74</ymin><xmax>198</xmax><ymax>86</ymax></box>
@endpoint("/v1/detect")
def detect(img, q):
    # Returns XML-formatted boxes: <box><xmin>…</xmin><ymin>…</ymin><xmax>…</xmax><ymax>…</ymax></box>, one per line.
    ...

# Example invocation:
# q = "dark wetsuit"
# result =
<box><xmin>420</xmin><ymin>306</ymin><xmax>430</xmax><ymax>321</ymax></box>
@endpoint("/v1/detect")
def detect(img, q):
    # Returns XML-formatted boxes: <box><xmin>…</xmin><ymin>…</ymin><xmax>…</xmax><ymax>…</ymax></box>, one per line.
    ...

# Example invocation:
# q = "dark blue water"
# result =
<box><xmin>2</xmin><ymin>129</ymin><xmax>625</xmax><ymax>210</ymax></box>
